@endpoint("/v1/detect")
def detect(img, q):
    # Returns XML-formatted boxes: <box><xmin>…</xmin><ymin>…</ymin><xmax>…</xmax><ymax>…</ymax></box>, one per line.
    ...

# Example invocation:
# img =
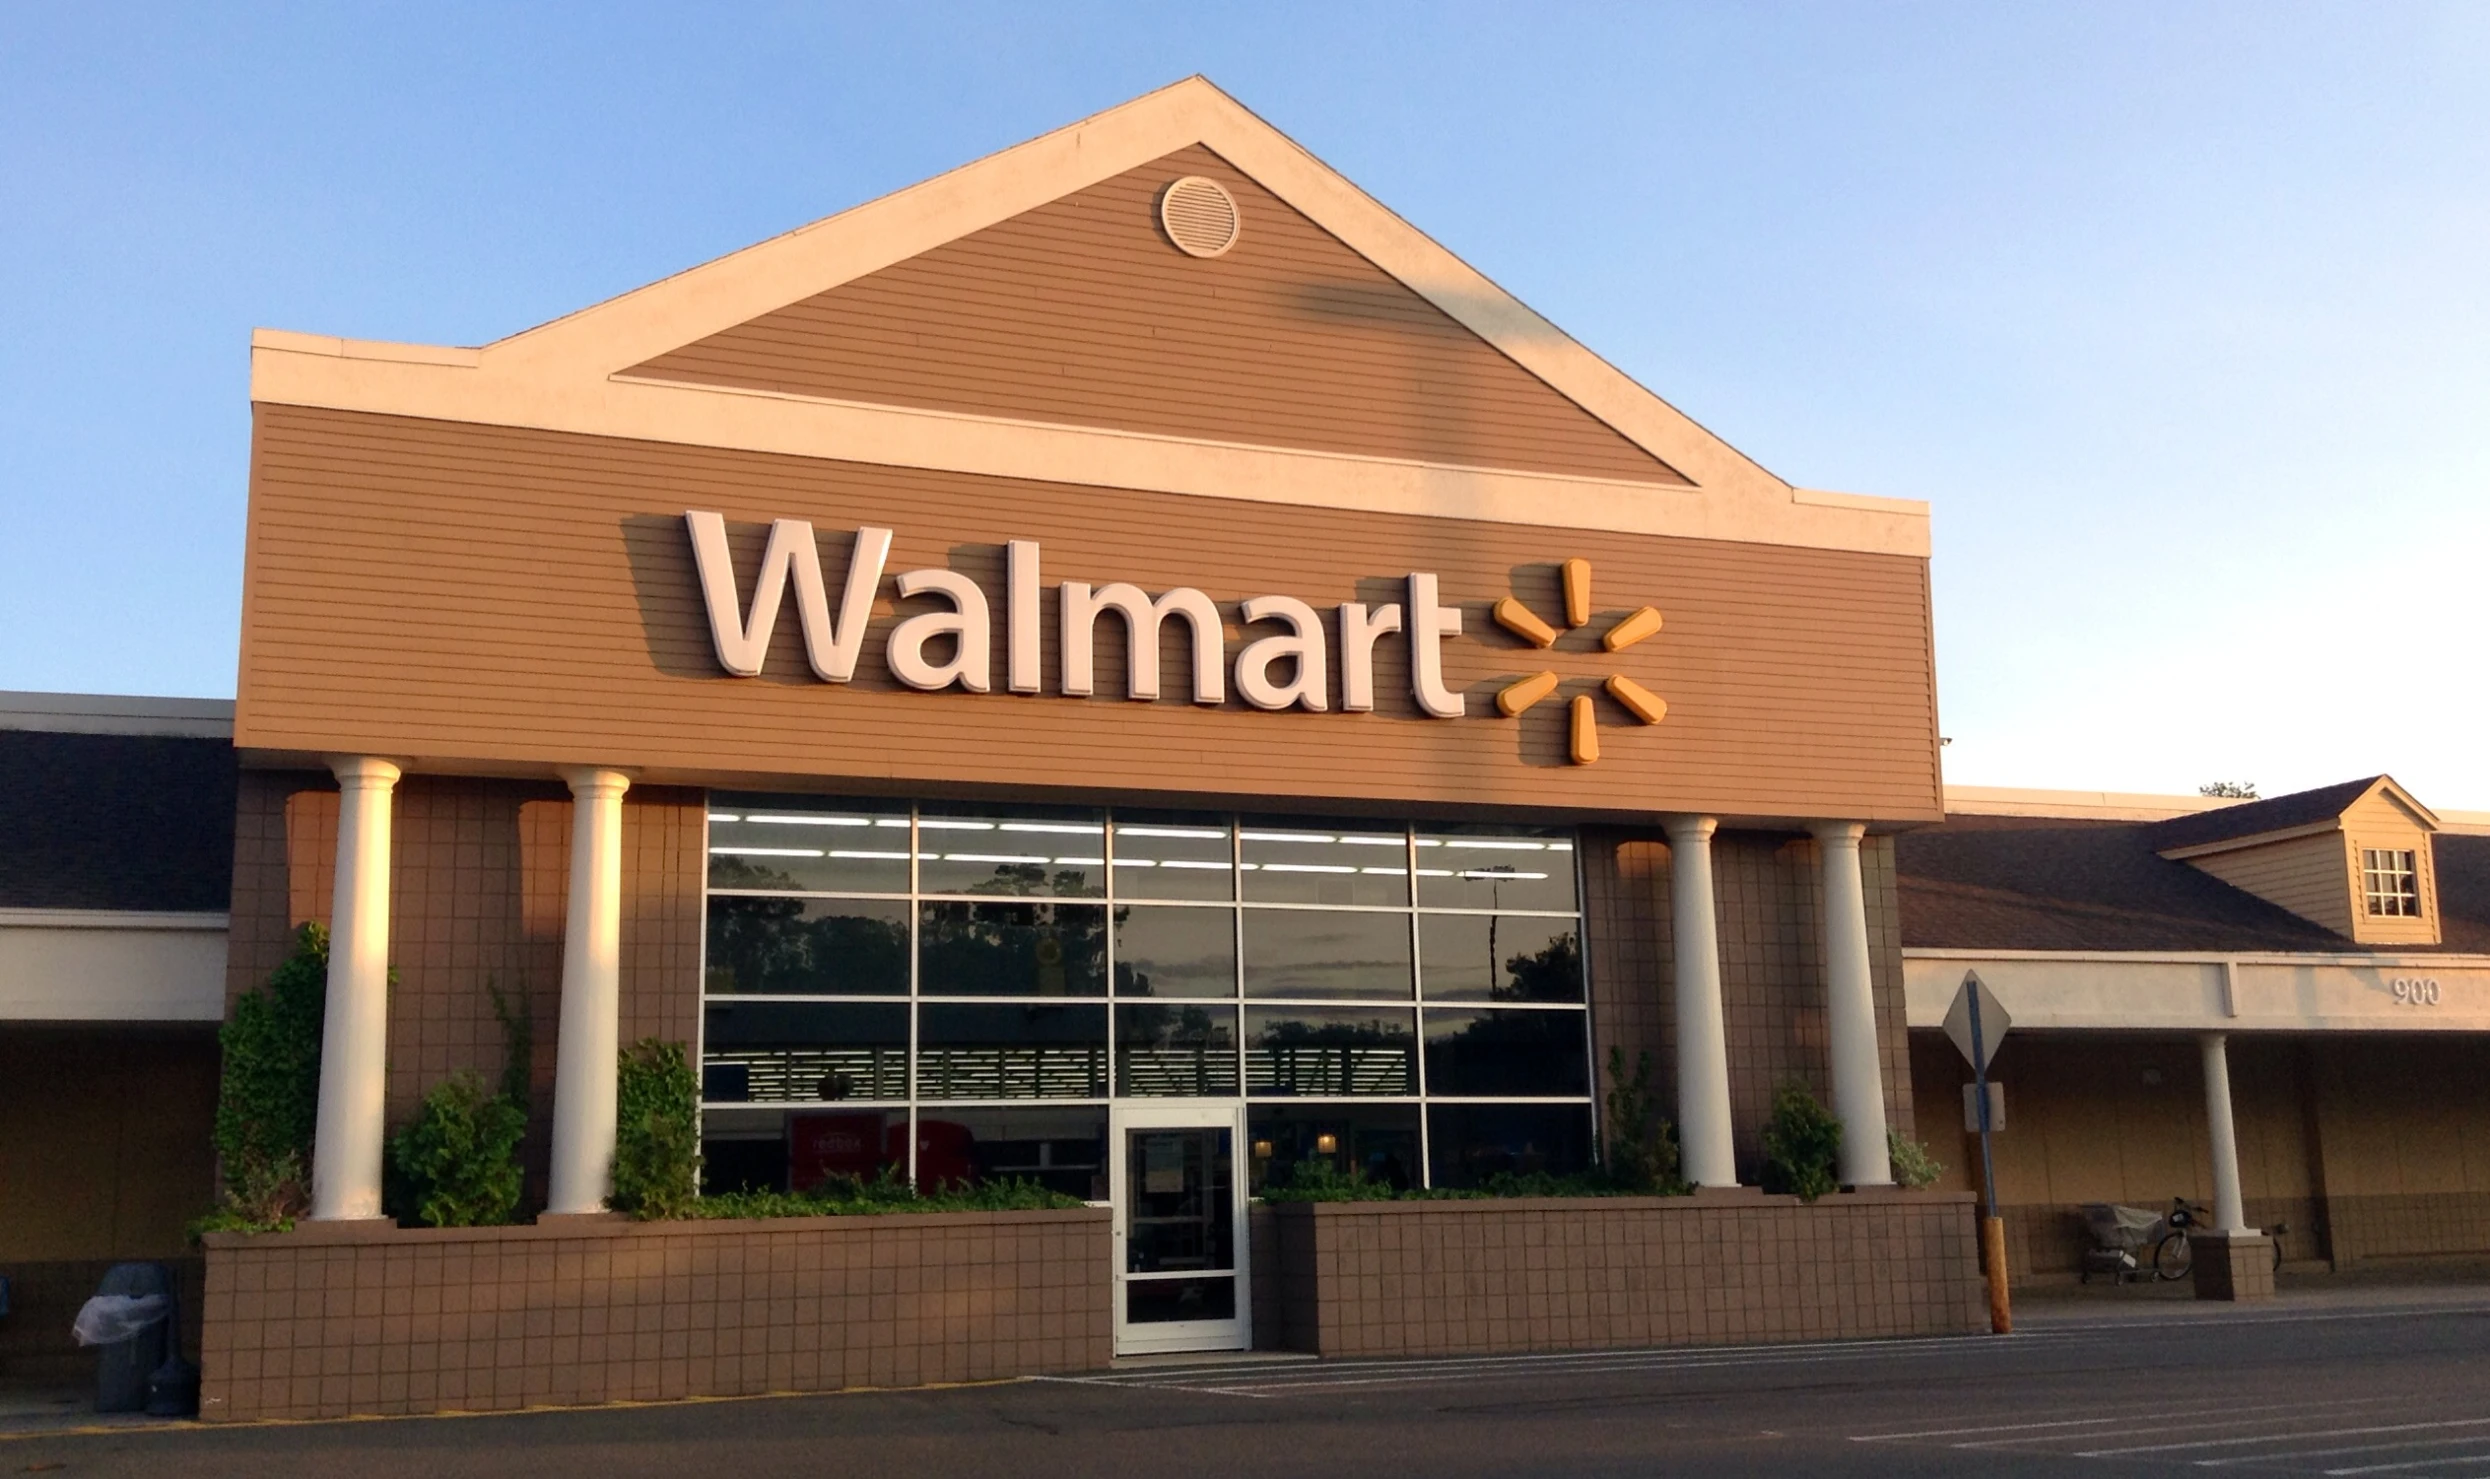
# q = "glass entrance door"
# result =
<box><xmin>1110</xmin><ymin>1103</ymin><xmax>1250</xmax><ymax>1355</ymax></box>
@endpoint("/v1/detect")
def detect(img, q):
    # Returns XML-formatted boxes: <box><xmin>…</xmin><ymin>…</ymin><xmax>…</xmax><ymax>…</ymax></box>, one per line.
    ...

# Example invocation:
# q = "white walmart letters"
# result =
<box><xmin>683</xmin><ymin>513</ymin><xmax>1466</xmax><ymax>719</ymax></box>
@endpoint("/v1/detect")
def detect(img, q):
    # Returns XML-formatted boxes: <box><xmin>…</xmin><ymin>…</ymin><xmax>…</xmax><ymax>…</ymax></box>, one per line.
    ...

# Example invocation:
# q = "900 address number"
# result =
<box><xmin>2392</xmin><ymin>977</ymin><xmax>2443</xmax><ymax>1007</ymax></box>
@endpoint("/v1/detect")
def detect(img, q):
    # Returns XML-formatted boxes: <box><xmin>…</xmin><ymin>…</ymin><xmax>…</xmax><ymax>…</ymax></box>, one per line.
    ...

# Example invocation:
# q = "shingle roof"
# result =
<box><xmin>2140</xmin><ymin>777</ymin><xmax>2386</xmax><ymax>853</ymax></box>
<box><xmin>0</xmin><ymin>730</ymin><xmax>237</xmax><ymax>911</ymax></box>
<box><xmin>1900</xmin><ymin>813</ymin><xmax>2349</xmax><ymax>952</ymax></box>
<box><xmin>1899</xmin><ymin>809</ymin><xmax>2490</xmax><ymax>955</ymax></box>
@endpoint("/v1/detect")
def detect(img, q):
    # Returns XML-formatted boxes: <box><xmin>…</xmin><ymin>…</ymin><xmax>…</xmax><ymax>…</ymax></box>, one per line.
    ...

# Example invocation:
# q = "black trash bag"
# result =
<box><xmin>74</xmin><ymin>1262</ymin><xmax>177</xmax><ymax>1413</ymax></box>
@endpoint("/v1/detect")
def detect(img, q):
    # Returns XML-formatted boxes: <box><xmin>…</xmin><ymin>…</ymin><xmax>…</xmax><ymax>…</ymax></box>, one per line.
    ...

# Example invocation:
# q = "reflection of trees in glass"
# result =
<box><xmin>920</xmin><ymin>901</ymin><xmax>1106</xmax><ymax>995</ymax></box>
<box><xmin>706</xmin><ymin>899</ymin><xmax>907</xmax><ymax>995</ymax></box>
<box><xmin>1122</xmin><ymin>1001</ymin><xmax>1225</xmax><ymax>1048</ymax></box>
<box><xmin>708</xmin><ymin>854</ymin><xmax>805</xmax><ymax>892</ymax></box>
<box><xmin>1256</xmin><ymin>1018</ymin><xmax>1410</xmax><ymax>1048</ymax></box>
<box><xmin>1426</xmin><ymin>1010</ymin><xmax>1589</xmax><ymax>1097</ymax></box>
<box><xmin>1251</xmin><ymin>1016</ymin><xmax>1415</xmax><ymax>1095</ymax></box>
<box><xmin>963</xmin><ymin>864</ymin><xmax>1099</xmax><ymax>898</ymax></box>
<box><xmin>1498</xmin><ymin>931</ymin><xmax>1580</xmax><ymax>1002</ymax></box>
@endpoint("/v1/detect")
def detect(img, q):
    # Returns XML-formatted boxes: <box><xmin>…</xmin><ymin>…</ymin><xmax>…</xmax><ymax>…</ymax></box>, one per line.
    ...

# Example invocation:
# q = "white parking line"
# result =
<box><xmin>2325</xmin><ymin>1444</ymin><xmax>2490</xmax><ymax>1475</ymax></box>
<box><xmin>2080</xmin><ymin>1419</ymin><xmax>2490</xmax><ymax>1460</ymax></box>
<box><xmin>2199</xmin><ymin>1430</ymin><xmax>2490</xmax><ymax>1467</ymax></box>
<box><xmin>1852</xmin><ymin>1402</ymin><xmax>2337</xmax><ymax>1445</ymax></box>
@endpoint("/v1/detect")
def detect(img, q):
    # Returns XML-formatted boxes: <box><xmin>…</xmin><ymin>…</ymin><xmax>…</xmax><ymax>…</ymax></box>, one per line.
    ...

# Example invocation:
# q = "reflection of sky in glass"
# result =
<box><xmin>1242</xmin><ymin>909</ymin><xmax>1412</xmax><ymax>999</ymax></box>
<box><xmin>1114</xmin><ymin>906</ymin><xmax>1237</xmax><ymax>998</ymax></box>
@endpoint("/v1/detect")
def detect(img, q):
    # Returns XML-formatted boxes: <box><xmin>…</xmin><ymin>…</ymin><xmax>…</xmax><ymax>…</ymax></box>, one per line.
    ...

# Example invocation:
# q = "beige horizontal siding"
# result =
<box><xmin>2344</xmin><ymin>790</ymin><xmax>2440</xmax><ymax>945</ymax></box>
<box><xmin>235</xmin><ymin>406</ymin><xmax>1940</xmax><ymax>824</ymax></box>
<box><xmin>626</xmin><ymin>144</ymin><xmax>1689</xmax><ymax>486</ymax></box>
<box><xmin>2186</xmin><ymin>832</ymin><xmax>2355</xmax><ymax>937</ymax></box>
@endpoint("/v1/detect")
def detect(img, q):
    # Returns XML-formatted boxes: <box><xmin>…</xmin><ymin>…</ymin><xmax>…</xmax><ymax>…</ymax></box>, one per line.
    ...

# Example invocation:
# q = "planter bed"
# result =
<box><xmin>198</xmin><ymin>1205</ymin><xmax>1109</xmax><ymax>1422</ymax></box>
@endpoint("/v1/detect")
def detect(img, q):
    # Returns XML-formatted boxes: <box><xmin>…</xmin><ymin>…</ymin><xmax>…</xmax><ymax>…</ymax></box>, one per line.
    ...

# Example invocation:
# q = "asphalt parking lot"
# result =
<box><xmin>10</xmin><ymin>1282</ymin><xmax>2490</xmax><ymax>1477</ymax></box>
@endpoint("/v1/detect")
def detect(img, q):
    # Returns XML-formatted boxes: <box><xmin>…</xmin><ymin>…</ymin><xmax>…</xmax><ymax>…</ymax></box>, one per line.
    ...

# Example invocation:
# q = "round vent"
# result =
<box><xmin>1158</xmin><ymin>176</ymin><xmax>1241</xmax><ymax>258</ymax></box>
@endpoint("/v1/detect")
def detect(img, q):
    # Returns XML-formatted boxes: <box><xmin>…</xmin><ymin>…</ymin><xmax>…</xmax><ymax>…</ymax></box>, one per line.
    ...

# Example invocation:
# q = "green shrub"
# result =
<box><xmin>1888</xmin><ymin>1127</ymin><xmax>1946</xmax><ymax>1189</ymax></box>
<box><xmin>205</xmin><ymin>923</ymin><xmax>329</xmax><ymax>1232</ymax></box>
<box><xmin>1258</xmin><ymin>1158</ymin><xmax>1405</xmax><ymax>1203</ymax></box>
<box><xmin>1760</xmin><ymin>1081</ymin><xmax>1843</xmax><ymax>1201</ymax></box>
<box><xmin>612</xmin><ymin>1038</ymin><xmax>700</xmax><ymax>1219</ymax></box>
<box><xmin>1602</xmin><ymin>1047</ymin><xmax>1686</xmax><ymax>1194</ymax></box>
<box><xmin>389</xmin><ymin>1072</ymin><xmax>526</xmax><ymax>1227</ymax></box>
<box><xmin>693</xmin><ymin>1169</ymin><xmax>1081</xmax><ymax>1219</ymax></box>
<box><xmin>486</xmin><ymin>977</ymin><xmax>532</xmax><ymax>1107</ymax></box>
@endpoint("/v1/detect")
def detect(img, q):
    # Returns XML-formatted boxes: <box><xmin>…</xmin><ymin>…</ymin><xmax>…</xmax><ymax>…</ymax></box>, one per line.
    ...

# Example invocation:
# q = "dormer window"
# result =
<box><xmin>2362</xmin><ymin>848</ymin><xmax>2421</xmax><ymax>917</ymax></box>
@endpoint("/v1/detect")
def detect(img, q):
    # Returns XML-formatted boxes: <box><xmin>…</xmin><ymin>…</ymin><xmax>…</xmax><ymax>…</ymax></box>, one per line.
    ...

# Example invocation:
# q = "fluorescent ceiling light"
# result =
<box><xmin>709</xmin><ymin>847</ymin><xmax>824</xmax><ymax>858</ymax></box>
<box><xmin>1117</xmin><ymin>826</ymin><xmax>1227</xmax><ymax>841</ymax></box>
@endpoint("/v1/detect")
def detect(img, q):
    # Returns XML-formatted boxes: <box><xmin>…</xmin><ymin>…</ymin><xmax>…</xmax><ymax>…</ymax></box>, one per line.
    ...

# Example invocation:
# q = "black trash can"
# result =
<box><xmin>83</xmin><ymin>1262</ymin><xmax>176</xmax><ymax>1413</ymax></box>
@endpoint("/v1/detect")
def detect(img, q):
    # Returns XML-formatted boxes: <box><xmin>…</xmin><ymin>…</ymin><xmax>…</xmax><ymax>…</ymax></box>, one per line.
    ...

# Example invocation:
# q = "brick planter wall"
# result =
<box><xmin>1265</xmin><ymin>1190</ymin><xmax>1983</xmax><ymax>1357</ymax></box>
<box><xmin>198</xmin><ymin>1206</ymin><xmax>1109</xmax><ymax>1422</ymax></box>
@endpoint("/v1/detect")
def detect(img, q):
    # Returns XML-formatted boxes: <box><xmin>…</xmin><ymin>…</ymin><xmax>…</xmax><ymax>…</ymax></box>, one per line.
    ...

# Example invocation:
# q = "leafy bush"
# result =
<box><xmin>1887</xmin><ymin>1127</ymin><xmax>1946</xmax><ymax>1189</ymax></box>
<box><xmin>611</xmin><ymin>1038</ymin><xmax>701</xmax><ymax>1219</ymax></box>
<box><xmin>389</xmin><ymin>1072</ymin><xmax>526</xmax><ymax>1227</ymax></box>
<box><xmin>486</xmin><ymin>977</ymin><xmax>532</xmax><ymax>1106</ymax></box>
<box><xmin>692</xmin><ymin>1168</ymin><xmax>1082</xmax><ymax>1219</ymax></box>
<box><xmin>1760</xmin><ymin>1081</ymin><xmax>1843</xmax><ymax>1201</ymax></box>
<box><xmin>204</xmin><ymin>923</ymin><xmax>329</xmax><ymax>1233</ymax></box>
<box><xmin>1258</xmin><ymin>1158</ymin><xmax>1407</xmax><ymax>1203</ymax></box>
<box><xmin>1602</xmin><ymin>1047</ymin><xmax>1685</xmax><ymax>1194</ymax></box>
<box><xmin>1258</xmin><ymin>1162</ymin><xmax>1659</xmax><ymax>1204</ymax></box>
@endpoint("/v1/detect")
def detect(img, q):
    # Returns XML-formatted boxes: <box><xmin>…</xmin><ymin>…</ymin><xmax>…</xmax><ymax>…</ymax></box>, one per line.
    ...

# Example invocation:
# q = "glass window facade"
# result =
<box><xmin>700</xmin><ymin>796</ymin><xmax>1593</xmax><ymax>1191</ymax></box>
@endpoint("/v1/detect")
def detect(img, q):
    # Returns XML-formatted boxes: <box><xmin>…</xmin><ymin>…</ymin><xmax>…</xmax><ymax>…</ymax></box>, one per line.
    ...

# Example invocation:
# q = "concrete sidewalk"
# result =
<box><xmin>2012</xmin><ymin>1256</ymin><xmax>2490</xmax><ymax>1326</ymax></box>
<box><xmin>0</xmin><ymin>1386</ymin><xmax>180</xmax><ymax>1439</ymax></box>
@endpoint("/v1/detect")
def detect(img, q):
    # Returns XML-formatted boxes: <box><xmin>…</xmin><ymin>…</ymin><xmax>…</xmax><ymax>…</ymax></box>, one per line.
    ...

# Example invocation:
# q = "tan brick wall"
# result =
<box><xmin>1584</xmin><ymin>828</ymin><xmax>1915</xmax><ymax>1175</ymax></box>
<box><xmin>198</xmin><ymin>1207</ymin><xmax>1111</xmax><ymax>1421</ymax></box>
<box><xmin>1267</xmin><ymin>1191</ymin><xmax>1983</xmax><ymax>1357</ymax></box>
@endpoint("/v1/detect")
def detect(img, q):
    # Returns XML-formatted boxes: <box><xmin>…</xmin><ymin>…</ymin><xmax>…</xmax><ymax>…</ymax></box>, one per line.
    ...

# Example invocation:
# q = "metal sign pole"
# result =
<box><xmin>1968</xmin><ymin>985</ymin><xmax>2010</xmax><ymax>1334</ymax></box>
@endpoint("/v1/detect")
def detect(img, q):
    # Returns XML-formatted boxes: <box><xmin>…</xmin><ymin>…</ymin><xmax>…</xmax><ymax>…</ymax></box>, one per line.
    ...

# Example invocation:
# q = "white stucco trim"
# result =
<box><xmin>0</xmin><ymin>910</ymin><xmax>231</xmax><ymax>1022</ymax></box>
<box><xmin>1904</xmin><ymin>947</ymin><xmax>2490</xmax><ymax>1034</ymax></box>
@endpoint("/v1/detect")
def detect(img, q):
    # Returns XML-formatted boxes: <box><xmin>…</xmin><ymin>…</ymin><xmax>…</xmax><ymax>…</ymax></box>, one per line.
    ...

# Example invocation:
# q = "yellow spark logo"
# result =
<box><xmin>1490</xmin><ymin>558</ymin><xmax>1666</xmax><ymax>765</ymax></box>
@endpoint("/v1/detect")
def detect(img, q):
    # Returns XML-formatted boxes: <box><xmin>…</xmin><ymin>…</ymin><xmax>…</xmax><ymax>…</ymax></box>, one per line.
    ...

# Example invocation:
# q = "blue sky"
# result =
<box><xmin>4</xmin><ymin>4</ymin><xmax>2485</xmax><ymax>804</ymax></box>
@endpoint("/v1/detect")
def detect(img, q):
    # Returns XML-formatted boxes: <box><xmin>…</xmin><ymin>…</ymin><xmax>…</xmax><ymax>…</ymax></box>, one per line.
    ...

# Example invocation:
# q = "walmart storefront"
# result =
<box><xmin>199</xmin><ymin>78</ymin><xmax>1975</xmax><ymax>1414</ymax></box>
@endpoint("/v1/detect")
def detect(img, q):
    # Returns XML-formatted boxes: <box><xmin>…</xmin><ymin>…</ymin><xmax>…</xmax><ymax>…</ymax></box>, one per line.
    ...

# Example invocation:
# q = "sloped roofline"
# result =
<box><xmin>247</xmin><ymin>76</ymin><xmax>1928</xmax><ymax>557</ymax></box>
<box><xmin>2147</xmin><ymin>774</ymin><xmax>2440</xmax><ymax>858</ymax></box>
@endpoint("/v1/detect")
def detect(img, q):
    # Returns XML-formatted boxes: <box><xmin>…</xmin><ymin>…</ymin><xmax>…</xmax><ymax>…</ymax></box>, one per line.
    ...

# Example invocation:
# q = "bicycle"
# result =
<box><xmin>2082</xmin><ymin>1198</ymin><xmax>2289</xmax><ymax>1282</ymax></box>
<box><xmin>2150</xmin><ymin>1198</ymin><xmax>2288</xmax><ymax>1281</ymax></box>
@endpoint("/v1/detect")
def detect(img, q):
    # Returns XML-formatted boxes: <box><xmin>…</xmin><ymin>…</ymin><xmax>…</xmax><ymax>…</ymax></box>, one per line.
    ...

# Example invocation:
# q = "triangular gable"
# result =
<box><xmin>624</xmin><ymin>143</ymin><xmax>1690</xmax><ymax>485</ymax></box>
<box><xmin>247</xmin><ymin>77</ymin><xmax>1930</xmax><ymax>559</ymax></box>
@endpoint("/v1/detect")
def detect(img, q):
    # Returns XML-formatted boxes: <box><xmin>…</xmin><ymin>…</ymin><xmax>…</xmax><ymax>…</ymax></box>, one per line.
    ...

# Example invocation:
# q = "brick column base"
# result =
<box><xmin>2192</xmin><ymin>1232</ymin><xmax>2276</xmax><ymax>1301</ymax></box>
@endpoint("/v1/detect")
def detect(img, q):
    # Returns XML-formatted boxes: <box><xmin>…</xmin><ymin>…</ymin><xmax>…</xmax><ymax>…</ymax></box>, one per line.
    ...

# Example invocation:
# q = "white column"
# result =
<box><xmin>1665</xmin><ymin>816</ymin><xmax>1738</xmax><ymax>1188</ymax></box>
<box><xmin>547</xmin><ymin>768</ymin><xmax>631</xmax><ymax>1215</ymax></box>
<box><xmin>2201</xmin><ymin>1032</ymin><xmax>2250</xmax><ymax>1235</ymax></box>
<box><xmin>310</xmin><ymin>756</ymin><xmax>402</xmax><ymax>1221</ymax></box>
<box><xmin>1812</xmin><ymin>822</ymin><xmax>1894</xmax><ymax>1187</ymax></box>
